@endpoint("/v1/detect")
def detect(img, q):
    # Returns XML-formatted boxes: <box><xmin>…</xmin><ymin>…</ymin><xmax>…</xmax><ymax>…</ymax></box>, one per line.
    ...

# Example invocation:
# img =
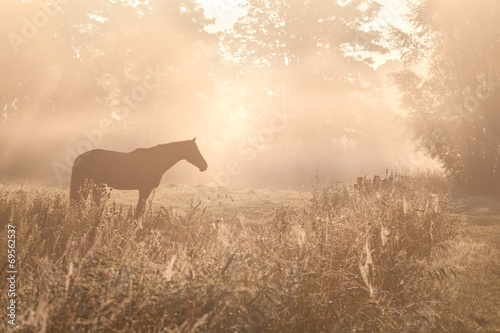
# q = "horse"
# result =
<box><xmin>70</xmin><ymin>138</ymin><xmax>207</xmax><ymax>217</ymax></box>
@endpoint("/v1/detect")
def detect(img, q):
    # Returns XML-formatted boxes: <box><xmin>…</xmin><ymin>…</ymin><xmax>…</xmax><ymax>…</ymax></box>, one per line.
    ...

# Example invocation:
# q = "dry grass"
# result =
<box><xmin>435</xmin><ymin>194</ymin><xmax>500</xmax><ymax>332</ymax></box>
<box><xmin>0</xmin><ymin>174</ymin><xmax>465</xmax><ymax>332</ymax></box>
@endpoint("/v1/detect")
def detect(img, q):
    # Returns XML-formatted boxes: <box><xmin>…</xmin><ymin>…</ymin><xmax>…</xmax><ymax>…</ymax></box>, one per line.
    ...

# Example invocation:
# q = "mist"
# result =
<box><xmin>0</xmin><ymin>0</ymin><xmax>440</xmax><ymax>188</ymax></box>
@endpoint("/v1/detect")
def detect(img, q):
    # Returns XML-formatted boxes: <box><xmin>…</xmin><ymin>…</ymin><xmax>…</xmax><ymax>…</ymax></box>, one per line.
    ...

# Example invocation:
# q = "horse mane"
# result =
<box><xmin>155</xmin><ymin>140</ymin><xmax>191</xmax><ymax>146</ymax></box>
<box><xmin>129</xmin><ymin>141</ymin><xmax>189</xmax><ymax>154</ymax></box>
<box><xmin>153</xmin><ymin>140</ymin><xmax>192</xmax><ymax>150</ymax></box>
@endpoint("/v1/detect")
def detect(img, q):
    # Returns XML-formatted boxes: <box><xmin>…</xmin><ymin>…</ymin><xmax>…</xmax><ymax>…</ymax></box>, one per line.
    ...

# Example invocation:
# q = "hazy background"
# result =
<box><xmin>3</xmin><ymin>0</ymin><xmax>484</xmax><ymax>188</ymax></box>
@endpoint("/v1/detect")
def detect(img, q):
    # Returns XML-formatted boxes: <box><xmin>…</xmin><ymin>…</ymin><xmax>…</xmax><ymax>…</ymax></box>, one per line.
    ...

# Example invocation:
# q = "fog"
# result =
<box><xmin>0</xmin><ymin>0</ymin><xmax>440</xmax><ymax>188</ymax></box>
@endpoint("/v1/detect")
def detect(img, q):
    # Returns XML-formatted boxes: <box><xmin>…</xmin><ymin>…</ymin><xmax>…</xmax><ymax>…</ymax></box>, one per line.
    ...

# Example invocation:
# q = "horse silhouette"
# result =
<box><xmin>70</xmin><ymin>138</ymin><xmax>207</xmax><ymax>217</ymax></box>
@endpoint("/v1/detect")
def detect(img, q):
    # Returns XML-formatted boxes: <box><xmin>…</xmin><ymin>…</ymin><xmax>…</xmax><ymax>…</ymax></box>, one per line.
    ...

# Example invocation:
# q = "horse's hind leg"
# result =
<box><xmin>91</xmin><ymin>184</ymin><xmax>107</xmax><ymax>204</ymax></box>
<box><xmin>135</xmin><ymin>188</ymin><xmax>152</xmax><ymax>218</ymax></box>
<box><xmin>70</xmin><ymin>170</ymin><xmax>85</xmax><ymax>204</ymax></box>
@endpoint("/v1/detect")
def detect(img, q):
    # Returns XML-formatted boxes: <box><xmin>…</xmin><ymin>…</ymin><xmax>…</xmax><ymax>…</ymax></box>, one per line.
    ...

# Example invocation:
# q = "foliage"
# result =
<box><xmin>219</xmin><ymin>0</ymin><xmax>390</xmax><ymax>147</ymax></box>
<box><xmin>0</xmin><ymin>176</ymin><xmax>461</xmax><ymax>332</ymax></box>
<box><xmin>391</xmin><ymin>0</ymin><xmax>500</xmax><ymax>193</ymax></box>
<box><xmin>0</xmin><ymin>0</ymin><xmax>216</xmax><ymax>178</ymax></box>
<box><xmin>0</xmin><ymin>0</ymin><xmax>214</xmax><ymax>121</ymax></box>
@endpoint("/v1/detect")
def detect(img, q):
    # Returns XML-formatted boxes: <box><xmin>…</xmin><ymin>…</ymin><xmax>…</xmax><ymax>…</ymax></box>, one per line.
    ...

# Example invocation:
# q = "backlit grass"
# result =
<box><xmin>0</xmin><ymin>174</ymin><xmax>466</xmax><ymax>332</ymax></box>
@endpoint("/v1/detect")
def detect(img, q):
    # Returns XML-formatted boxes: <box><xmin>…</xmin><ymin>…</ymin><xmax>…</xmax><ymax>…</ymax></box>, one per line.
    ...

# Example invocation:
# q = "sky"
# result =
<box><xmin>199</xmin><ymin>0</ymin><xmax>247</xmax><ymax>32</ymax></box>
<box><xmin>199</xmin><ymin>0</ymin><xmax>412</xmax><ymax>66</ymax></box>
<box><xmin>200</xmin><ymin>0</ymin><xmax>411</xmax><ymax>32</ymax></box>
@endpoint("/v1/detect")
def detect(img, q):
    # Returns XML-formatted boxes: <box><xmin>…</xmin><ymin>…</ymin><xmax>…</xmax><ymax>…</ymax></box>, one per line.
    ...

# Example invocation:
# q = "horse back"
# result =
<box><xmin>72</xmin><ymin>148</ymin><xmax>161</xmax><ymax>190</ymax></box>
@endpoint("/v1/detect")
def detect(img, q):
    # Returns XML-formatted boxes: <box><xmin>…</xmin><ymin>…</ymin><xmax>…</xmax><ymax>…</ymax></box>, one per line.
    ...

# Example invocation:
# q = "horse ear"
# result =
<box><xmin>192</xmin><ymin>137</ymin><xmax>196</xmax><ymax>142</ymax></box>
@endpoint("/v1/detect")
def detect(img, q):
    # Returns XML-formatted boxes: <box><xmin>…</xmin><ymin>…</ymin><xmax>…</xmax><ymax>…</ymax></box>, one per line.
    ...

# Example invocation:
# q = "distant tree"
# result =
<box><xmin>0</xmin><ymin>0</ymin><xmax>215</xmax><ymax>179</ymax></box>
<box><xmin>220</xmin><ymin>0</ymin><xmax>388</xmax><ymax>148</ymax></box>
<box><xmin>391</xmin><ymin>0</ymin><xmax>500</xmax><ymax>193</ymax></box>
<box><xmin>0</xmin><ymin>0</ymin><xmax>214</xmax><ymax>124</ymax></box>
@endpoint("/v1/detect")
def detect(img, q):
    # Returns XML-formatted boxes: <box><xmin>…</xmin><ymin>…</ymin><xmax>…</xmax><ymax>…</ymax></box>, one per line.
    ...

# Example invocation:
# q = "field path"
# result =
<box><xmin>448</xmin><ymin>195</ymin><xmax>500</xmax><ymax>332</ymax></box>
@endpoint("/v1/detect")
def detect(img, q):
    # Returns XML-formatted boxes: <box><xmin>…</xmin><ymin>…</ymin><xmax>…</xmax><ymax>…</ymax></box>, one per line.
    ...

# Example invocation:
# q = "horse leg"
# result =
<box><xmin>79</xmin><ymin>179</ymin><xmax>93</xmax><ymax>203</ymax></box>
<box><xmin>70</xmin><ymin>181</ymin><xmax>82</xmax><ymax>205</ymax></box>
<box><xmin>135</xmin><ymin>188</ymin><xmax>152</xmax><ymax>218</ymax></box>
<box><xmin>91</xmin><ymin>185</ymin><xmax>100</xmax><ymax>204</ymax></box>
<box><xmin>70</xmin><ymin>171</ymin><xmax>85</xmax><ymax>204</ymax></box>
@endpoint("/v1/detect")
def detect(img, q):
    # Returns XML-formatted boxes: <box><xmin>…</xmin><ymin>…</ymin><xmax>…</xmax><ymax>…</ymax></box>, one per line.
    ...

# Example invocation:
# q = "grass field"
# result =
<box><xmin>0</xmin><ymin>174</ymin><xmax>499</xmax><ymax>332</ymax></box>
<box><xmin>439</xmin><ymin>194</ymin><xmax>500</xmax><ymax>332</ymax></box>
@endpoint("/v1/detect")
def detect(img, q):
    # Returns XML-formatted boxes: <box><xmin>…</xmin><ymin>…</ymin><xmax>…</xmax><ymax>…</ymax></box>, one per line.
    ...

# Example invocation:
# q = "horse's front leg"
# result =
<box><xmin>135</xmin><ymin>187</ymin><xmax>153</xmax><ymax>218</ymax></box>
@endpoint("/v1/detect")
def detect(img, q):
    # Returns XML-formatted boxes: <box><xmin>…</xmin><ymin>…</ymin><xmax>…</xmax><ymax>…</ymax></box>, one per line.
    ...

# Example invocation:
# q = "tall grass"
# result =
<box><xmin>0</xmin><ymin>174</ymin><xmax>459</xmax><ymax>332</ymax></box>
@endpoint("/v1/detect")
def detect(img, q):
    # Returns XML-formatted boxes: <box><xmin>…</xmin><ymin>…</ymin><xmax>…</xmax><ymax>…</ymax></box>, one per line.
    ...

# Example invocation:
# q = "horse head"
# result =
<box><xmin>186</xmin><ymin>137</ymin><xmax>208</xmax><ymax>172</ymax></box>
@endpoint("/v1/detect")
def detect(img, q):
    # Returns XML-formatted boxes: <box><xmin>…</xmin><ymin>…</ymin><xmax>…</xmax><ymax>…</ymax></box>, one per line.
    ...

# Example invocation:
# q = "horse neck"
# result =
<box><xmin>156</xmin><ymin>142</ymin><xmax>186</xmax><ymax>171</ymax></box>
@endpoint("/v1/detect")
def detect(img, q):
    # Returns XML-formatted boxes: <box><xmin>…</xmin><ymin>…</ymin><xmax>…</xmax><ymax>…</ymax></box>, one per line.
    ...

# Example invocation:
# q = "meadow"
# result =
<box><xmin>1</xmin><ymin>174</ymin><xmax>499</xmax><ymax>332</ymax></box>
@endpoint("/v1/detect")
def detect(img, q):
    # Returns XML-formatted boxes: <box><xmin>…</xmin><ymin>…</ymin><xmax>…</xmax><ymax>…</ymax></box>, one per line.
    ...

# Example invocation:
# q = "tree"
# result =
<box><xmin>216</xmin><ymin>0</ymin><xmax>389</xmax><ymax>182</ymax></box>
<box><xmin>0</xmin><ymin>0</ymin><xmax>216</xmax><ymax>179</ymax></box>
<box><xmin>0</xmin><ymin>0</ymin><xmax>214</xmax><ymax>122</ymax></box>
<box><xmin>391</xmin><ymin>0</ymin><xmax>500</xmax><ymax>193</ymax></box>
